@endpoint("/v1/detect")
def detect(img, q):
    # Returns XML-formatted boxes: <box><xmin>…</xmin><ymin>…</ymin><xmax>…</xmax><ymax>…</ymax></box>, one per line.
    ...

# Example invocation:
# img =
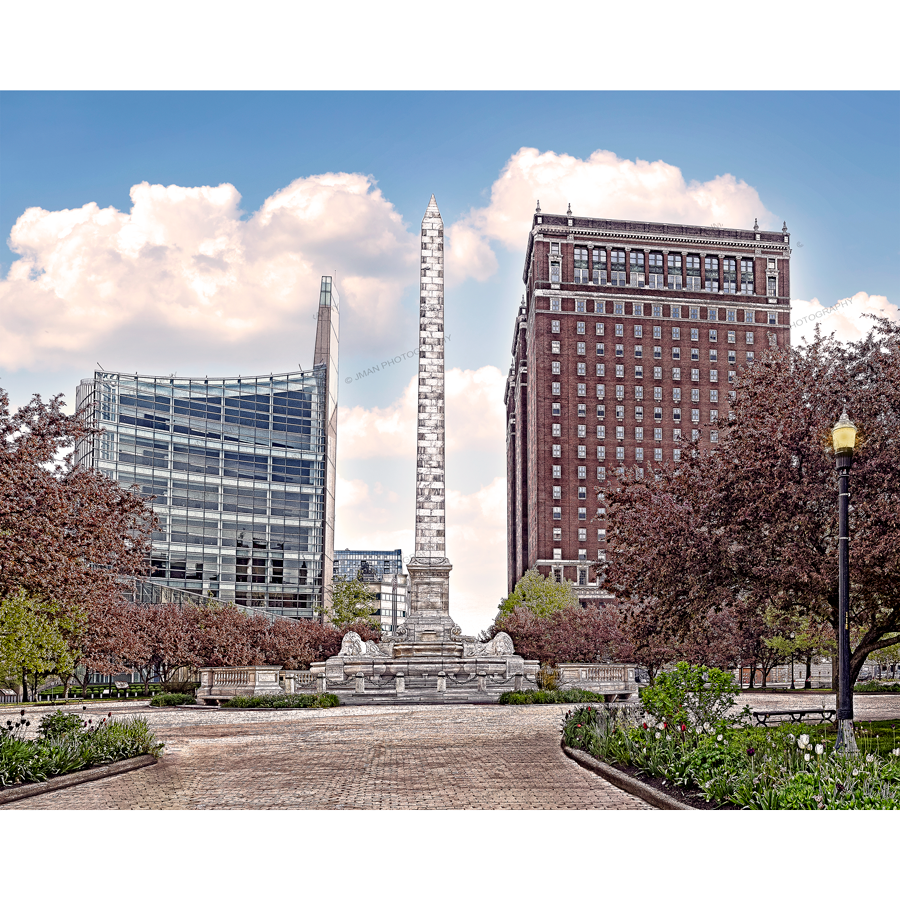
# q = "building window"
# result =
<box><xmin>597</xmin><ymin>446</ymin><xmax>606</xmax><ymax>460</ymax></box>
<box><xmin>552</xmin><ymin>444</ymin><xmax>561</xmax><ymax>457</ymax></box>
<box><xmin>553</xmin><ymin>528</ymin><xmax>562</xmax><ymax>541</ymax></box>
<box><xmin>629</xmin><ymin>251</ymin><xmax>645</xmax><ymax>287</ymax></box>
<box><xmin>614</xmin><ymin>305</ymin><xmax>625</xmax><ymax>318</ymax></box>
<box><xmin>576</xmin><ymin>321</ymin><xmax>586</xmax><ymax>335</ymax></box>
<box><xmin>709</xmin><ymin>329</ymin><xmax>717</xmax><ymax>342</ymax></box>
<box><xmin>551</xmin><ymin>361</ymin><xmax>560</xmax><ymax>375</ymax></box>
<box><xmin>577</xmin><ymin>341</ymin><xmax>586</xmax><ymax>355</ymax></box>
<box><xmin>654</xmin><ymin>427</ymin><xmax>662</xmax><ymax>440</ymax></box>
<box><xmin>692</xmin><ymin>429</ymin><xmax>700</xmax><ymax>441</ymax></box>
<box><xmin>597</xmin><ymin>529</ymin><xmax>606</xmax><ymax>542</ymax></box>
<box><xmin>686</xmin><ymin>255</ymin><xmax>701</xmax><ymax>291</ymax></box>
<box><xmin>552</xmin><ymin>423</ymin><xmax>561</xmax><ymax>437</ymax></box>
<box><xmin>654</xmin><ymin>448</ymin><xmax>663</xmax><ymax>461</ymax></box>
<box><xmin>704</xmin><ymin>257</ymin><xmax>719</xmax><ymax>291</ymax></box>
<box><xmin>596</xmin><ymin>364</ymin><xmax>605</xmax><ymax>377</ymax></box>
<box><xmin>690</xmin><ymin>328</ymin><xmax>699</xmax><ymax>342</ymax></box>
<box><xmin>615</xmin><ymin>405</ymin><xmax>625</xmax><ymax>420</ymax></box>
<box><xmin>615</xmin><ymin>384</ymin><xmax>625</xmax><ymax>400</ymax></box>
<box><xmin>635</xmin><ymin>386</ymin><xmax>644</xmax><ymax>400</ymax></box>
<box><xmin>648</xmin><ymin>252</ymin><xmax>664</xmax><ymax>289</ymax></box>
<box><xmin>653</xmin><ymin>346</ymin><xmax>662</xmax><ymax>359</ymax></box>
<box><xmin>667</xmin><ymin>254</ymin><xmax>683</xmax><ymax>290</ymax></box>
<box><xmin>768</xmin><ymin>311</ymin><xmax>778</xmax><ymax>325</ymax></box>
<box><xmin>597</xmin><ymin>385</ymin><xmax>605</xmax><ymax>399</ymax></box>
<box><xmin>575</xmin><ymin>299</ymin><xmax>586</xmax><ymax>313</ymax></box>
<box><xmin>574</xmin><ymin>246</ymin><xmax>589</xmax><ymax>283</ymax></box>
<box><xmin>551</xmin><ymin>382</ymin><xmax>560</xmax><ymax>395</ymax></box>
<box><xmin>577</xmin><ymin>466</ymin><xmax>586</xmax><ymax>479</ymax></box>
<box><xmin>577</xmin><ymin>362</ymin><xmax>586</xmax><ymax>376</ymax></box>
<box><xmin>551</xmin><ymin>340</ymin><xmax>560</xmax><ymax>353</ymax></box>
<box><xmin>691</xmin><ymin>409</ymin><xmax>700</xmax><ymax>423</ymax></box>
<box><xmin>728</xmin><ymin>350</ymin><xmax>736</xmax><ymax>364</ymax></box>
<box><xmin>553</xmin><ymin>485</ymin><xmax>561</xmax><ymax>499</ymax></box>
<box><xmin>553</xmin><ymin>506</ymin><xmax>561</xmax><ymax>520</ymax></box>
<box><xmin>767</xmin><ymin>276</ymin><xmax>777</xmax><ymax>297</ymax></box>
<box><xmin>550</xmin><ymin>298</ymin><xmax>560</xmax><ymax>311</ymax></box>
<box><xmin>597</xmin><ymin>404</ymin><xmax>605</xmax><ymax>419</ymax></box>
<box><xmin>672</xmin><ymin>326</ymin><xmax>681</xmax><ymax>341</ymax></box>
<box><xmin>615</xmin><ymin>447</ymin><xmax>625</xmax><ymax>460</ymax></box>
<box><xmin>722</xmin><ymin>258</ymin><xmax>737</xmax><ymax>293</ymax></box>
<box><xmin>596</xmin><ymin>322</ymin><xmax>605</xmax><ymax>335</ymax></box>
<box><xmin>710</xmin><ymin>349</ymin><xmax>718</xmax><ymax>362</ymax></box>
<box><xmin>578</xmin><ymin>404</ymin><xmax>586</xmax><ymax>417</ymax></box>
<box><xmin>550</xmin><ymin>259</ymin><xmax>561</xmax><ymax>283</ymax></box>
<box><xmin>578</xmin><ymin>486</ymin><xmax>587</xmax><ymax>499</ymax></box>
<box><xmin>615</xmin><ymin>343</ymin><xmax>624</xmax><ymax>357</ymax></box>
<box><xmin>635</xmin><ymin>426</ymin><xmax>644</xmax><ymax>441</ymax></box>
<box><xmin>610</xmin><ymin>249</ymin><xmax>626</xmax><ymax>273</ymax></box>
<box><xmin>577</xmin><ymin>445</ymin><xmax>586</xmax><ymax>459</ymax></box>
<box><xmin>615</xmin><ymin>365</ymin><xmax>624</xmax><ymax>378</ymax></box>
<box><xmin>710</xmin><ymin>389</ymin><xmax>719</xmax><ymax>403</ymax></box>
<box><xmin>635</xmin><ymin>447</ymin><xmax>644</xmax><ymax>461</ymax></box>
<box><xmin>691</xmin><ymin>369</ymin><xmax>699</xmax><ymax>382</ymax></box>
<box><xmin>615</xmin><ymin>425</ymin><xmax>625</xmax><ymax>440</ymax></box>
<box><xmin>653</xmin><ymin>366</ymin><xmax>662</xmax><ymax>379</ymax></box>
<box><xmin>710</xmin><ymin>409</ymin><xmax>719</xmax><ymax>423</ymax></box>
<box><xmin>691</xmin><ymin>348</ymin><xmax>699</xmax><ymax>361</ymax></box>
<box><xmin>744</xmin><ymin>309</ymin><xmax>755</xmax><ymax>324</ymax></box>
<box><xmin>673</xmin><ymin>387</ymin><xmax>682</xmax><ymax>402</ymax></box>
<box><xmin>551</xmin><ymin>319</ymin><xmax>560</xmax><ymax>333</ymax></box>
<box><xmin>673</xmin><ymin>367</ymin><xmax>681</xmax><ymax>380</ymax></box>
<box><xmin>673</xmin><ymin>408</ymin><xmax>682</xmax><ymax>422</ymax></box>
<box><xmin>740</xmin><ymin>259</ymin><xmax>754</xmax><ymax>294</ymax></box>
<box><xmin>726</xmin><ymin>308</ymin><xmax>737</xmax><ymax>323</ymax></box>
<box><xmin>689</xmin><ymin>307</ymin><xmax>700</xmax><ymax>320</ymax></box>
<box><xmin>553</xmin><ymin>549</ymin><xmax>562</xmax><ymax>560</ymax></box>
<box><xmin>578</xmin><ymin>507</ymin><xmax>587</xmax><ymax>520</ymax></box>
<box><xmin>597</xmin><ymin>466</ymin><xmax>606</xmax><ymax>481</ymax></box>
<box><xmin>633</xmin><ymin>304</ymin><xmax>644</xmax><ymax>318</ymax></box>
<box><xmin>652</xmin><ymin>305</ymin><xmax>663</xmax><ymax>317</ymax></box>
<box><xmin>592</xmin><ymin>248</ymin><xmax>607</xmax><ymax>285</ymax></box>
<box><xmin>596</xmin><ymin>342</ymin><xmax>604</xmax><ymax>357</ymax></box>
<box><xmin>577</xmin><ymin>384</ymin><xmax>586</xmax><ymax>397</ymax></box>
<box><xmin>746</xmin><ymin>332</ymin><xmax>754</xmax><ymax>345</ymax></box>
<box><xmin>746</xmin><ymin>351</ymin><xmax>755</xmax><ymax>363</ymax></box>
<box><xmin>727</xmin><ymin>331</ymin><xmax>736</xmax><ymax>344</ymax></box>
<box><xmin>553</xmin><ymin>465</ymin><xmax>561</xmax><ymax>478</ymax></box>
<box><xmin>635</xmin><ymin>406</ymin><xmax>644</xmax><ymax>420</ymax></box>
<box><xmin>654</xmin><ymin>407</ymin><xmax>663</xmax><ymax>422</ymax></box>
<box><xmin>690</xmin><ymin>388</ymin><xmax>700</xmax><ymax>402</ymax></box>
<box><xmin>672</xmin><ymin>347</ymin><xmax>681</xmax><ymax>360</ymax></box>
<box><xmin>711</xmin><ymin>430</ymin><xmax>719</xmax><ymax>442</ymax></box>
<box><xmin>634</xmin><ymin>345</ymin><xmax>643</xmax><ymax>358</ymax></box>
<box><xmin>673</xmin><ymin>449</ymin><xmax>682</xmax><ymax>462</ymax></box>
<box><xmin>552</xmin><ymin>403</ymin><xmax>561</xmax><ymax>415</ymax></box>
<box><xmin>597</xmin><ymin>425</ymin><xmax>606</xmax><ymax>439</ymax></box>
<box><xmin>728</xmin><ymin>371</ymin><xmax>736</xmax><ymax>384</ymax></box>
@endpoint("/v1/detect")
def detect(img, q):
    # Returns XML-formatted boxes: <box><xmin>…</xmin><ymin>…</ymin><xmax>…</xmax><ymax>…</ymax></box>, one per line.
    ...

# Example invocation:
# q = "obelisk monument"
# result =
<box><xmin>398</xmin><ymin>195</ymin><xmax>462</xmax><ymax>653</ymax></box>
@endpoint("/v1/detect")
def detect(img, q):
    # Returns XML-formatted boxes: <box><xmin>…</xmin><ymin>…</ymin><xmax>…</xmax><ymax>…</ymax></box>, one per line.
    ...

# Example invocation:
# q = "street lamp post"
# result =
<box><xmin>790</xmin><ymin>632</ymin><xmax>796</xmax><ymax>690</ymax></box>
<box><xmin>831</xmin><ymin>410</ymin><xmax>858</xmax><ymax>754</ymax></box>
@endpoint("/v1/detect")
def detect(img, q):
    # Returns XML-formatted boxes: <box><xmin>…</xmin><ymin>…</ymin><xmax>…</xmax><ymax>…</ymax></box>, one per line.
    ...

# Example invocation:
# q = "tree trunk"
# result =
<box><xmin>22</xmin><ymin>668</ymin><xmax>29</xmax><ymax>703</ymax></box>
<box><xmin>831</xmin><ymin>654</ymin><xmax>838</xmax><ymax>692</ymax></box>
<box><xmin>804</xmin><ymin>653</ymin><xmax>812</xmax><ymax>690</ymax></box>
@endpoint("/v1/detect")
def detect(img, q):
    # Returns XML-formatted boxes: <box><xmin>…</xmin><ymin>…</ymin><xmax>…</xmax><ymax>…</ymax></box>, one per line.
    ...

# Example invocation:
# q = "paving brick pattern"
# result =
<box><xmin>1</xmin><ymin>705</ymin><xmax>651</xmax><ymax>810</ymax></box>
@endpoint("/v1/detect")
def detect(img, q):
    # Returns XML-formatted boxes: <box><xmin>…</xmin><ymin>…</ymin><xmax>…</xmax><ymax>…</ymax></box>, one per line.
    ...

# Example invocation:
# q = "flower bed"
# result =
<box><xmin>1</xmin><ymin>710</ymin><xmax>164</xmax><ymax>788</ymax></box>
<box><xmin>219</xmin><ymin>693</ymin><xmax>339</xmax><ymax>709</ymax></box>
<box><xmin>561</xmin><ymin>662</ymin><xmax>900</xmax><ymax>809</ymax></box>
<box><xmin>499</xmin><ymin>688</ymin><xmax>609</xmax><ymax>705</ymax></box>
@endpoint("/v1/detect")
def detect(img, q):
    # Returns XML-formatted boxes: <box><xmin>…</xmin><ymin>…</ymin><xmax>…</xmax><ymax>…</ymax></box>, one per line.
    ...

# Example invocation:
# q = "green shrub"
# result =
<box><xmin>855</xmin><ymin>681</ymin><xmax>900</xmax><ymax>693</ymax></box>
<box><xmin>219</xmin><ymin>693</ymin><xmax>339</xmax><ymax>709</ymax></box>
<box><xmin>1</xmin><ymin>713</ymin><xmax>164</xmax><ymax>787</ymax></box>
<box><xmin>150</xmin><ymin>693</ymin><xmax>196</xmax><ymax>707</ymax></box>
<box><xmin>639</xmin><ymin>662</ymin><xmax>744</xmax><ymax>729</ymax></box>
<box><xmin>499</xmin><ymin>688</ymin><xmax>608</xmax><ymax>705</ymax></box>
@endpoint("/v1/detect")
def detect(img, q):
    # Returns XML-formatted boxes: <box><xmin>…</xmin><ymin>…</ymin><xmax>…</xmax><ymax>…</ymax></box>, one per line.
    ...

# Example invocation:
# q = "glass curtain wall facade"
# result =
<box><xmin>76</xmin><ymin>277</ymin><xmax>339</xmax><ymax>618</ymax></box>
<box><xmin>333</xmin><ymin>549</ymin><xmax>408</xmax><ymax>632</ymax></box>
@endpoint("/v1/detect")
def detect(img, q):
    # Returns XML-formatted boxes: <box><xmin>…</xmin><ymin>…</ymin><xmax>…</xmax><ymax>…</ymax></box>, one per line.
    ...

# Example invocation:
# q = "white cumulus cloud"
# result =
<box><xmin>447</xmin><ymin>146</ymin><xmax>775</xmax><ymax>282</ymax></box>
<box><xmin>0</xmin><ymin>173</ymin><xmax>417</xmax><ymax>373</ymax></box>
<box><xmin>338</xmin><ymin>365</ymin><xmax>506</xmax><ymax>460</ymax></box>
<box><xmin>790</xmin><ymin>292</ymin><xmax>899</xmax><ymax>345</ymax></box>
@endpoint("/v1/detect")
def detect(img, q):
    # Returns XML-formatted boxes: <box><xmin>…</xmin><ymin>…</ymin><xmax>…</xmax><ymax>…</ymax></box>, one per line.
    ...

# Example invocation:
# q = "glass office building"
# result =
<box><xmin>333</xmin><ymin>549</ymin><xmax>408</xmax><ymax>632</ymax></box>
<box><xmin>76</xmin><ymin>277</ymin><xmax>340</xmax><ymax>618</ymax></box>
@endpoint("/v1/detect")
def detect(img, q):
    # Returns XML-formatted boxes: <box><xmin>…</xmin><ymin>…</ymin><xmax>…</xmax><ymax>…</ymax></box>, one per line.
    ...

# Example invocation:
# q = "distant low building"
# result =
<box><xmin>333</xmin><ymin>549</ymin><xmax>409</xmax><ymax>632</ymax></box>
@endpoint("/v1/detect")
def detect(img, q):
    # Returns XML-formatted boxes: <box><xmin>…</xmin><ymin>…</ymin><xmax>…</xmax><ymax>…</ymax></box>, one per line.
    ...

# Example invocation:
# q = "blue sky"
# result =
<box><xmin>2</xmin><ymin>91</ymin><xmax>897</xmax><ymax>631</ymax></box>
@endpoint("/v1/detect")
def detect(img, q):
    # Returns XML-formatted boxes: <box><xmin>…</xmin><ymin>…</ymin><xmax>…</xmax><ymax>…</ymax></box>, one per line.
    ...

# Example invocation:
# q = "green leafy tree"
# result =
<box><xmin>0</xmin><ymin>589</ymin><xmax>77</xmax><ymax>699</ymax></box>
<box><xmin>497</xmin><ymin>568</ymin><xmax>577</xmax><ymax>619</ymax></box>
<box><xmin>325</xmin><ymin>573</ymin><xmax>380</xmax><ymax>629</ymax></box>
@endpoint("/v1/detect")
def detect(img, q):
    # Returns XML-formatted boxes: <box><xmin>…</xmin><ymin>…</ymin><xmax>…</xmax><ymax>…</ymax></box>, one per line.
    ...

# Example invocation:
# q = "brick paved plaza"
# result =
<box><xmin>5</xmin><ymin>694</ymin><xmax>899</xmax><ymax>811</ymax></box>
<box><xmin>1</xmin><ymin>704</ymin><xmax>652</xmax><ymax>810</ymax></box>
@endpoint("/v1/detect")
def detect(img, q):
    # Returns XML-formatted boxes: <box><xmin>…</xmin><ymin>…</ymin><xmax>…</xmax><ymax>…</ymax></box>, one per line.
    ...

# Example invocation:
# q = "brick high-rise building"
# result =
<box><xmin>505</xmin><ymin>206</ymin><xmax>791</xmax><ymax>604</ymax></box>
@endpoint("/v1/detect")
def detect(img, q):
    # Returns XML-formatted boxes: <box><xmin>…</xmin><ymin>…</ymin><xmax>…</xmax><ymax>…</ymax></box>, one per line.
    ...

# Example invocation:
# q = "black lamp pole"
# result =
<box><xmin>832</xmin><ymin>411</ymin><xmax>858</xmax><ymax>754</ymax></box>
<box><xmin>790</xmin><ymin>632</ymin><xmax>796</xmax><ymax>690</ymax></box>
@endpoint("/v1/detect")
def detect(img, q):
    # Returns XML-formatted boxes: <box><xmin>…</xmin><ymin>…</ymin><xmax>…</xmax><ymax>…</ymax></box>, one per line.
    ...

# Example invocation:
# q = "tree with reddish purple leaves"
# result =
<box><xmin>0</xmin><ymin>390</ymin><xmax>155</xmax><ymax>696</ymax></box>
<box><xmin>603</xmin><ymin>318</ymin><xmax>900</xmax><ymax>690</ymax></box>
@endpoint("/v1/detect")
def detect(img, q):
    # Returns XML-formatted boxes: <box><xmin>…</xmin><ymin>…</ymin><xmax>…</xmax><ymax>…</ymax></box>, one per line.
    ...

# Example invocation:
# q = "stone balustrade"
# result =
<box><xmin>196</xmin><ymin>666</ymin><xmax>284</xmax><ymax>705</ymax></box>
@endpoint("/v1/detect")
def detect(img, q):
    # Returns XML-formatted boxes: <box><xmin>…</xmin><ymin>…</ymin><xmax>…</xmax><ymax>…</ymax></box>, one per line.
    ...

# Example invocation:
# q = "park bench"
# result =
<box><xmin>751</xmin><ymin>708</ymin><xmax>836</xmax><ymax>727</ymax></box>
